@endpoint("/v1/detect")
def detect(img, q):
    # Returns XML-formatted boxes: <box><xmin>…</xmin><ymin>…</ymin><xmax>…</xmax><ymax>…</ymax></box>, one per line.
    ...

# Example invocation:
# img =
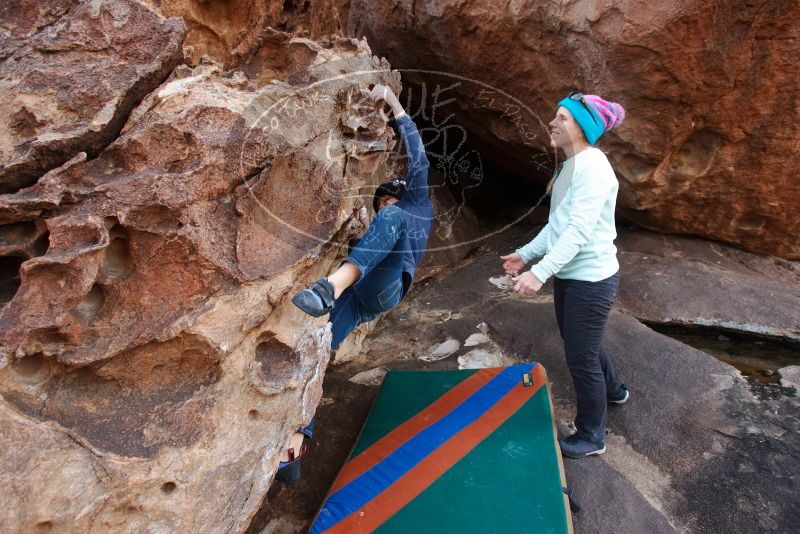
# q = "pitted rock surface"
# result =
<box><xmin>0</xmin><ymin>27</ymin><xmax>406</xmax><ymax>531</ymax></box>
<box><xmin>0</xmin><ymin>0</ymin><xmax>186</xmax><ymax>193</ymax></box>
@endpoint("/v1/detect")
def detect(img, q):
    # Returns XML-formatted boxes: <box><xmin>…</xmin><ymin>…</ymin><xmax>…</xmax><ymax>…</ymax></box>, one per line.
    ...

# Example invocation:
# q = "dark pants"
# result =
<box><xmin>330</xmin><ymin>205</ymin><xmax>407</xmax><ymax>349</ymax></box>
<box><xmin>553</xmin><ymin>272</ymin><xmax>622</xmax><ymax>446</ymax></box>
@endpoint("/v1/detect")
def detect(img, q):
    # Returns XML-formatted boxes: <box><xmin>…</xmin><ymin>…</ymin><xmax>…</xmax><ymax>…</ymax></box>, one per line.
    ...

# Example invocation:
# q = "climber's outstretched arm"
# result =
<box><xmin>369</xmin><ymin>85</ymin><xmax>430</xmax><ymax>206</ymax></box>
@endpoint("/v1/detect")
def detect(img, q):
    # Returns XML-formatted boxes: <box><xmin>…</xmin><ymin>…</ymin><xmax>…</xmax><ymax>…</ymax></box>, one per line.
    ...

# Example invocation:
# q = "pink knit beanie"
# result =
<box><xmin>583</xmin><ymin>94</ymin><xmax>626</xmax><ymax>130</ymax></box>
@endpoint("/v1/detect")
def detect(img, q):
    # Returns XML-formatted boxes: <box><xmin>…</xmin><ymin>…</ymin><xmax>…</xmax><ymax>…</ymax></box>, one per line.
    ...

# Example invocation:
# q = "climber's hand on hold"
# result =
<box><xmin>512</xmin><ymin>271</ymin><xmax>543</xmax><ymax>295</ymax></box>
<box><xmin>368</xmin><ymin>84</ymin><xmax>396</xmax><ymax>105</ymax></box>
<box><xmin>500</xmin><ymin>252</ymin><xmax>525</xmax><ymax>276</ymax></box>
<box><xmin>369</xmin><ymin>84</ymin><xmax>405</xmax><ymax>119</ymax></box>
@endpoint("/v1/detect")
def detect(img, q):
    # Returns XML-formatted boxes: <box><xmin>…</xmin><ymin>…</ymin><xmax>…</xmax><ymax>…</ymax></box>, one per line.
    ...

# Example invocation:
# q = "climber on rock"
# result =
<box><xmin>279</xmin><ymin>85</ymin><xmax>431</xmax><ymax>485</ymax></box>
<box><xmin>500</xmin><ymin>91</ymin><xmax>628</xmax><ymax>460</ymax></box>
<box><xmin>292</xmin><ymin>84</ymin><xmax>433</xmax><ymax>350</ymax></box>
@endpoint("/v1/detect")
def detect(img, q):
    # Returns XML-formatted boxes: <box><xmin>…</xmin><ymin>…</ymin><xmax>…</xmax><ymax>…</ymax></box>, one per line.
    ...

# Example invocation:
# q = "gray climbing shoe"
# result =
<box><xmin>292</xmin><ymin>278</ymin><xmax>336</xmax><ymax>317</ymax></box>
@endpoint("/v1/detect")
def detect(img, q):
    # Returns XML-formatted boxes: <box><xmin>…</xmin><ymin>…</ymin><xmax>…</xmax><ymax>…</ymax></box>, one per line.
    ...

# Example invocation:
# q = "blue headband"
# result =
<box><xmin>558</xmin><ymin>97</ymin><xmax>605</xmax><ymax>144</ymax></box>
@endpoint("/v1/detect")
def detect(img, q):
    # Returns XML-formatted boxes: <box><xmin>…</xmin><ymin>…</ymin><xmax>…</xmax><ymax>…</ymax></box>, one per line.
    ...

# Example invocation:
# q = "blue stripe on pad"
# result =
<box><xmin>311</xmin><ymin>363</ymin><xmax>535</xmax><ymax>533</ymax></box>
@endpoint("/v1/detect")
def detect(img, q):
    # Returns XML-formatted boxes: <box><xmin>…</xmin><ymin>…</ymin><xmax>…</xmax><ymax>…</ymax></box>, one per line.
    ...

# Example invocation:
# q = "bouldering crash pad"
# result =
<box><xmin>311</xmin><ymin>362</ymin><xmax>572</xmax><ymax>533</ymax></box>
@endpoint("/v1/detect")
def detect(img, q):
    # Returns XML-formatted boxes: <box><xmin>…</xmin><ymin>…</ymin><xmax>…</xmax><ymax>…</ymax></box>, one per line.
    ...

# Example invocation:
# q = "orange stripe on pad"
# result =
<box><xmin>330</xmin><ymin>367</ymin><xmax>504</xmax><ymax>494</ymax></box>
<box><xmin>328</xmin><ymin>364</ymin><xmax>547</xmax><ymax>533</ymax></box>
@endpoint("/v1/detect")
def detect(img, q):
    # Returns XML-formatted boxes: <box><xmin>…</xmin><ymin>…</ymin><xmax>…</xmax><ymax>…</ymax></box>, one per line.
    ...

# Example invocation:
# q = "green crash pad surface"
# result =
<box><xmin>311</xmin><ymin>363</ymin><xmax>572</xmax><ymax>533</ymax></box>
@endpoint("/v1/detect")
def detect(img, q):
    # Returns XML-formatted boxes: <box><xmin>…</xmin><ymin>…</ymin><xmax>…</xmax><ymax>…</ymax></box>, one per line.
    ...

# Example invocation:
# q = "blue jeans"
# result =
<box><xmin>553</xmin><ymin>272</ymin><xmax>622</xmax><ymax>446</ymax></box>
<box><xmin>330</xmin><ymin>205</ymin><xmax>407</xmax><ymax>349</ymax></box>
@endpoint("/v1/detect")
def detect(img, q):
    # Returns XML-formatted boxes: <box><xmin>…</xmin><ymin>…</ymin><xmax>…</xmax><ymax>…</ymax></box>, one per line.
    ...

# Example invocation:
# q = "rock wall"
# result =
<box><xmin>0</xmin><ymin>1</ymin><xmax>425</xmax><ymax>529</ymax></box>
<box><xmin>141</xmin><ymin>0</ymin><xmax>347</xmax><ymax>68</ymax></box>
<box><xmin>0</xmin><ymin>0</ymin><xmax>187</xmax><ymax>194</ymax></box>
<box><xmin>144</xmin><ymin>0</ymin><xmax>800</xmax><ymax>259</ymax></box>
<box><xmin>322</xmin><ymin>0</ymin><xmax>799</xmax><ymax>258</ymax></box>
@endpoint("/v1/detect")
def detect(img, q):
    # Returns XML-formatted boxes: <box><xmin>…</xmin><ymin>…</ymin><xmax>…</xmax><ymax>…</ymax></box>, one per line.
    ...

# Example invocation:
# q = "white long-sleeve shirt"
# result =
<box><xmin>517</xmin><ymin>146</ymin><xmax>620</xmax><ymax>283</ymax></box>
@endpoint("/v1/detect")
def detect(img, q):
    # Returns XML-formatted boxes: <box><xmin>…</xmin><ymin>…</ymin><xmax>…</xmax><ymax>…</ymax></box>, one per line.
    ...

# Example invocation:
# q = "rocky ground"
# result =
<box><xmin>256</xmin><ymin>223</ymin><xmax>800</xmax><ymax>533</ymax></box>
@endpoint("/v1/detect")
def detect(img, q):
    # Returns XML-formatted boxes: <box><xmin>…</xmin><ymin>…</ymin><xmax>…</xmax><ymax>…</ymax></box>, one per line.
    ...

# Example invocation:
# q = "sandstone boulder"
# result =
<box><xmin>0</xmin><ymin>0</ymin><xmax>187</xmax><ymax>194</ymax></box>
<box><xmin>0</xmin><ymin>30</ymin><xmax>404</xmax><ymax>531</ymax></box>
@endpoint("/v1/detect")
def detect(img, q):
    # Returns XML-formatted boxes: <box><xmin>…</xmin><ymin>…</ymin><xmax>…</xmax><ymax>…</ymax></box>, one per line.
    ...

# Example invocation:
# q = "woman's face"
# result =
<box><xmin>548</xmin><ymin>106</ymin><xmax>584</xmax><ymax>149</ymax></box>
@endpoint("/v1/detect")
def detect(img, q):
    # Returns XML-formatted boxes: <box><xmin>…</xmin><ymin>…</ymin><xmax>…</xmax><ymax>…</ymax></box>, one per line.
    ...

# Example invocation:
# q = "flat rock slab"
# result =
<box><xmin>348</xmin><ymin>367</ymin><xmax>387</xmax><ymax>386</ymax></box>
<box><xmin>419</xmin><ymin>338</ymin><xmax>460</xmax><ymax>362</ymax></box>
<box><xmin>615</xmin><ymin>228</ymin><xmax>800</xmax><ymax>342</ymax></box>
<box><xmin>456</xmin><ymin>347</ymin><xmax>510</xmax><ymax>369</ymax></box>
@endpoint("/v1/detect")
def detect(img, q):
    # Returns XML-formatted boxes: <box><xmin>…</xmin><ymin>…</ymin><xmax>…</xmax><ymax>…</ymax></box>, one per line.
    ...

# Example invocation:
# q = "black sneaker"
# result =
<box><xmin>275</xmin><ymin>454</ymin><xmax>303</xmax><ymax>483</ymax></box>
<box><xmin>608</xmin><ymin>384</ymin><xmax>629</xmax><ymax>404</ymax></box>
<box><xmin>292</xmin><ymin>278</ymin><xmax>336</xmax><ymax>317</ymax></box>
<box><xmin>558</xmin><ymin>433</ymin><xmax>606</xmax><ymax>459</ymax></box>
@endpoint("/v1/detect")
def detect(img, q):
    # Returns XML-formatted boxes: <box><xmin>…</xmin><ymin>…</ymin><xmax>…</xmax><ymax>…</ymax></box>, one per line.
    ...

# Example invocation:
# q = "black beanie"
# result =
<box><xmin>372</xmin><ymin>178</ymin><xmax>407</xmax><ymax>212</ymax></box>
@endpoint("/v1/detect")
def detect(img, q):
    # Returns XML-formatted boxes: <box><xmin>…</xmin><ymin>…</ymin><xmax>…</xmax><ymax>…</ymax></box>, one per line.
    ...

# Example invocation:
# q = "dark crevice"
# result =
<box><xmin>641</xmin><ymin>320</ymin><xmax>800</xmax><ymax>398</ymax></box>
<box><xmin>399</xmin><ymin>80</ymin><xmax>552</xmax><ymax>228</ymax></box>
<box><xmin>31</xmin><ymin>230</ymin><xmax>50</xmax><ymax>257</ymax></box>
<box><xmin>9</xmin><ymin>353</ymin><xmax>48</xmax><ymax>381</ymax></box>
<box><xmin>39</xmin><ymin>328</ymin><xmax>69</xmax><ymax>345</ymax></box>
<box><xmin>100</xmin><ymin>222</ymin><xmax>134</xmax><ymax>283</ymax></box>
<box><xmin>0</xmin><ymin>221</ymin><xmax>37</xmax><ymax>247</ymax></box>
<box><xmin>642</xmin><ymin>320</ymin><xmax>800</xmax><ymax>352</ymax></box>
<box><xmin>0</xmin><ymin>255</ymin><xmax>26</xmax><ymax>308</ymax></box>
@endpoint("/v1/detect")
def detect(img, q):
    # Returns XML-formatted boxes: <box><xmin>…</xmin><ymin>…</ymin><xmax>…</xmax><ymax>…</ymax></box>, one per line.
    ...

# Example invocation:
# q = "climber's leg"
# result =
<box><xmin>342</xmin><ymin>203</ymin><xmax>406</xmax><ymax>270</ymax></box>
<box><xmin>330</xmin><ymin>286</ymin><xmax>372</xmax><ymax>349</ymax></box>
<box><xmin>293</xmin><ymin>205</ymin><xmax>407</xmax><ymax>317</ymax></box>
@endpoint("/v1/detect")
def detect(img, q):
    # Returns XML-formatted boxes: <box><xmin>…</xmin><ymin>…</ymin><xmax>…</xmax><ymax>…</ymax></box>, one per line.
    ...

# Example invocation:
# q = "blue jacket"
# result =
<box><xmin>393</xmin><ymin>114</ymin><xmax>433</xmax><ymax>295</ymax></box>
